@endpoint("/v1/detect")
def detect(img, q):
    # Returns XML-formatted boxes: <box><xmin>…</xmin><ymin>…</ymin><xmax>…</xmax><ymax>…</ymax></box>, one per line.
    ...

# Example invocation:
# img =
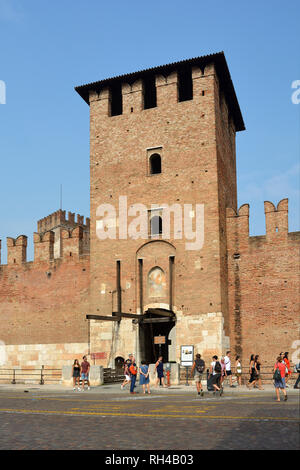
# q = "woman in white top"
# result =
<box><xmin>235</xmin><ymin>355</ymin><xmax>242</xmax><ymax>386</ymax></box>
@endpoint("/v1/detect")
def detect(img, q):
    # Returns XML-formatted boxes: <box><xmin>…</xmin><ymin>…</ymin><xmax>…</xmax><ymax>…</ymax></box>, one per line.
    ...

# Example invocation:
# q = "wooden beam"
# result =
<box><xmin>112</xmin><ymin>312</ymin><xmax>141</xmax><ymax>319</ymax></box>
<box><xmin>86</xmin><ymin>315</ymin><xmax>119</xmax><ymax>322</ymax></box>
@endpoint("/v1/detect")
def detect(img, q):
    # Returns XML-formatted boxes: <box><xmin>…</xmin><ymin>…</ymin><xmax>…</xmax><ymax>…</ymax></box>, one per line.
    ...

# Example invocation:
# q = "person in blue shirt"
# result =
<box><xmin>139</xmin><ymin>361</ymin><xmax>150</xmax><ymax>394</ymax></box>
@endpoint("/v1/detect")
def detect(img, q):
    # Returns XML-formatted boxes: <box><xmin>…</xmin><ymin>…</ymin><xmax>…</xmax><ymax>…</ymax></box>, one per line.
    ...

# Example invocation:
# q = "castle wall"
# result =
<box><xmin>0</xmin><ymin>228</ymin><xmax>90</xmax><ymax>368</ymax></box>
<box><xmin>227</xmin><ymin>199</ymin><xmax>300</xmax><ymax>364</ymax></box>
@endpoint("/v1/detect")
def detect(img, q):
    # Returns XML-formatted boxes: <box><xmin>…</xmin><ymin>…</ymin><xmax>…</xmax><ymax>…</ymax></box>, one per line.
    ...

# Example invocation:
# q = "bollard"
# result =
<box><xmin>185</xmin><ymin>366</ymin><xmax>189</xmax><ymax>386</ymax></box>
<box><xmin>11</xmin><ymin>369</ymin><xmax>16</xmax><ymax>385</ymax></box>
<box><xmin>40</xmin><ymin>365</ymin><xmax>44</xmax><ymax>385</ymax></box>
<box><xmin>167</xmin><ymin>370</ymin><xmax>170</xmax><ymax>386</ymax></box>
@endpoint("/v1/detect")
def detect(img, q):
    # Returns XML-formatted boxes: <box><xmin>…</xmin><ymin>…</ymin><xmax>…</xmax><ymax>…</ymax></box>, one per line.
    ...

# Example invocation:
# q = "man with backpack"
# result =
<box><xmin>210</xmin><ymin>355</ymin><xmax>223</xmax><ymax>396</ymax></box>
<box><xmin>191</xmin><ymin>353</ymin><xmax>205</xmax><ymax>396</ymax></box>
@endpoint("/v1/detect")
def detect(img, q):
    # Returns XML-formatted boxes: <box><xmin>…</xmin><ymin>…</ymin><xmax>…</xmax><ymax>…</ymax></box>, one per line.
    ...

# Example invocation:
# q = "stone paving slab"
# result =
<box><xmin>0</xmin><ymin>387</ymin><xmax>299</xmax><ymax>450</ymax></box>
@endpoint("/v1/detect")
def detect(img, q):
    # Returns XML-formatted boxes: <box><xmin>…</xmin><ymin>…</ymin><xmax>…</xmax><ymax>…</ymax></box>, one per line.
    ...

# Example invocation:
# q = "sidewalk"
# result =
<box><xmin>0</xmin><ymin>381</ymin><xmax>299</xmax><ymax>395</ymax></box>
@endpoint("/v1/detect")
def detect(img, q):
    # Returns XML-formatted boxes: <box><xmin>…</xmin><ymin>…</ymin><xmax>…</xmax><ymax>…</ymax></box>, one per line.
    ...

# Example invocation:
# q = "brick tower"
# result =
<box><xmin>76</xmin><ymin>52</ymin><xmax>245</xmax><ymax>366</ymax></box>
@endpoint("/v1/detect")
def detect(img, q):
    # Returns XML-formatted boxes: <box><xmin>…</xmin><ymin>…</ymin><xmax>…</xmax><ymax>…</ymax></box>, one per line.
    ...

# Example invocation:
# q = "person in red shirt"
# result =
<box><xmin>273</xmin><ymin>356</ymin><xmax>287</xmax><ymax>402</ymax></box>
<box><xmin>80</xmin><ymin>355</ymin><xmax>90</xmax><ymax>391</ymax></box>
<box><xmin>283</xmin><ymin>352</ymin><xmax>291</xmax><ymax>387</ymax></box>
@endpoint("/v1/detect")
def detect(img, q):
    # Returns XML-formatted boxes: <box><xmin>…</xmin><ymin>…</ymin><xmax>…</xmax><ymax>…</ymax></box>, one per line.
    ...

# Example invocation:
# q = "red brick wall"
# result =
<box><xmin>227</xmin><ymin>199</ymin><xmax>300</xmax><ymax>365</ymax></box>
<box><xmin>88</xmin><ymin>62</ymin><xmax>237</xmax><ymax>323</ymax></box>
<box><xmin>0</xmin><ymin>230</ymin><xmax>90</xmax><ymax>346</ymax></box>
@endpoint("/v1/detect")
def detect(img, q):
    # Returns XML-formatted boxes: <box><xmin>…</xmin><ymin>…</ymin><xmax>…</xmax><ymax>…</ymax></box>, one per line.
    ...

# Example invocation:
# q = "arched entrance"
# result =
<box><xmin>139</xmin><ymin>308</ymin><xmax>176</xmax><ymax>363</ymax></box>
<box><xmin>115</xmin><ymin>356</ymin><xmax>124</xmax><ymax>371</ymax></box>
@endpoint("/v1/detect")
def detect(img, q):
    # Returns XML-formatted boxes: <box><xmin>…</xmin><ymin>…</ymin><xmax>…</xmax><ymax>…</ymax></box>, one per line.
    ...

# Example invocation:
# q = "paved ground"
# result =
<box><xmin>0</xmin><ymin>383</ymin><xmax>299</xmax><ymax>450</ymax></box>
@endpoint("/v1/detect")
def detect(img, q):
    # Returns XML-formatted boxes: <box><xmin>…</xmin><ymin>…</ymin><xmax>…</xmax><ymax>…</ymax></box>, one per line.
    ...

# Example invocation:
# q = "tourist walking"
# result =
<box><xmin>121</xmin><ymin>353</ymin><xmax>133</xmax><ymax>390</ymax></box>
<box><xmin>283</xmin><ymin>352</ymin><xmax>291</xmax><ymax>387</ymax></box>
<box><xmin>293</xmin><ymin>361</ymin><xmax>300</xmax><ymax>389</ymax></box>
<box><xmin>273</xmin><ymin>356</ymin><xmax>288</xmax><ymax>401</ymax></box>
<box><xmin>255</xmin><ymin>355</ymin><xmax>264</xmax><ymax>390</ymax></box>
<box><xmin>235</xmin><ymin>356</ymin><xmax>242</xmax><ymax>386</ymax></box>
<box><xmin>72</xmin><ymin>359</ymin><xmax>81</xmax><ymax>390</ymax></box>
<box><xmin>139</xmin><ymin>361</ymin><xmax>150</xmax><ymax>394</ymax></box>
<box><xmin>191</xmin><ymin>353</ymin><xmax>205</xmax><ymax>396</ymax></box>
<box><xmin>209</xmin><ymin>355</ymin><xmax>223</xmax><ymax>396</ymax></box>
<box><xmin>80</xmin><ymin>355</ymin><xmax>90</xmax><ymax>391</ymax></box>
<box><xmin>129</xmin><ymin>356</ymin><xmax>138</xmax><ymax>395</ymax></box>
<box><xmin>220</xmin><ymin>357</ymin><xmax>227</xmax><ymax>389</ymax></box>
<box><xmin>247</xmin><ymin>354</ymin><xmax>258</xmax><ymax>388</ymax></box>
<box><xmin>155</xmin><ymin>356</ymin><xmax>167</xmax><ymax>387</ymax></box>
<box><xmin>224</xmin><ymin>350</ymin><xmax>235</xmax><ymax>387</ymax></box>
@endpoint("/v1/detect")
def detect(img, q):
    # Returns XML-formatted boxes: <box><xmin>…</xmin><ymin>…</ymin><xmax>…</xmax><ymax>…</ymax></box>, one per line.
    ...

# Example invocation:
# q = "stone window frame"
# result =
<box><xmin>146</xmin><ymin>146</ymin><xmax>163</xmax><ymax>176</ymax></box>
<box><xmin>148</xmin><ymin>207</ymin><xmax>164</xmax><ymax>238</ymax></box>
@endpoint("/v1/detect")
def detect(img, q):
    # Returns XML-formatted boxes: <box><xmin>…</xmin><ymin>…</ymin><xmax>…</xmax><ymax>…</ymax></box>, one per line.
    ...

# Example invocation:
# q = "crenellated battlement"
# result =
<box><xmin>76</xmin><ymin>52</ymin><xmax>245</xmax><ymax>132</ymax></box>
<box><xmin>226</xmin><ymin>198</ymin><xmax>298</xmax><ymax>252</ymax></box>
<box><xmin>0</xmin><ymin>226</ymin><xmax>90</xmax><ymax>267</ymax></box>
<box><xmin>1</xmin><ymin>208</ymin><xmax>90</xmax><ymax>267</ymax></box>
<box><xmin>37</xmin><ymin>209</ymin><xmax>90</xmax><ymax>233</ymax></box>
<box><xmin>6</xmin><ymin>235</ymin><xmax>28</xmax><ymax>265</ymax></box>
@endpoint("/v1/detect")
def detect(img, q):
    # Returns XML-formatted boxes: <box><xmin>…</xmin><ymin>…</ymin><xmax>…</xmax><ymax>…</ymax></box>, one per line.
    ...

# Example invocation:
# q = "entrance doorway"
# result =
<box><xmin>139</xmin><ymin>309</ymin><xmax>176</xmax><ymax>363</ymax></box>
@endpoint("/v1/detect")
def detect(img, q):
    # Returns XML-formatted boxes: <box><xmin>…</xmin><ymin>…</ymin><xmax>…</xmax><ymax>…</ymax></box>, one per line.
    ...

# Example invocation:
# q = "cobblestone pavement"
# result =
<box><xmin>0</xmin><ymin>386</ymin><xmax>299</xmax><ymax>450</ymax></box>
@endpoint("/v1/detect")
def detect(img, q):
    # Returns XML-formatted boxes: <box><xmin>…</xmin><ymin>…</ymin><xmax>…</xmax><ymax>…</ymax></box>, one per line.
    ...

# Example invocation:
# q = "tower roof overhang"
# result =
<box><xmin>75</xmin><ymin>51</ymin><xmax>245</xmax><ymax>132</ymax></box>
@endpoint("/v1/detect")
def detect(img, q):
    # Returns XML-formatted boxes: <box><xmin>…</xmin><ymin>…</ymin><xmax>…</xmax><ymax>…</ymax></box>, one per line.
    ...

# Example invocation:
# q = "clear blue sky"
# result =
<box><xmin>0</xmin><ymin>0</ymin><xmax>299</xmax><ymax>262</ymax></box>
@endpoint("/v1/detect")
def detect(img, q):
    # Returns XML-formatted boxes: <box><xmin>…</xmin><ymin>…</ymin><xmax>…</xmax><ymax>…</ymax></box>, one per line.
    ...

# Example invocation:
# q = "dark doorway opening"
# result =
<box><xmin>115</xmin><ymin>356</ymin><xmax>124</xmax><ymax>371</ymax></box>
<box><xmin>139</xmin><ymin>309</ymin><xmax>176</xmax><ymax>364</ymax></box>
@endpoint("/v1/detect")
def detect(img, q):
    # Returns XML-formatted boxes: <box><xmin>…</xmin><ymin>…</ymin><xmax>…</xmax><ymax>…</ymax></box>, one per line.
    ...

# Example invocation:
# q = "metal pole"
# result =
<box><xmin>11</xmin><ymin>369</ymin><xmax>16</xmax><ymax>385</ymax></box>
<box><xmin>40</xmin><ymin>365</ymin><xmax>44</xmax><ymax>385</ymax></box>
<box><xmin>185</xmin><ymin>366</ymin><xmax>189</xmax><ymax>386</ymax></box>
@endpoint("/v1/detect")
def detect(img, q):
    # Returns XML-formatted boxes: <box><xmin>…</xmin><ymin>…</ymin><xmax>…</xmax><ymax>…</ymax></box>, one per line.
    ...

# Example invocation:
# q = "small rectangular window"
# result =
<box><xmin>143</xmin><ymin>76</ymin><xmax>157</xmax><ymax>109</ymax></box>
<box><xmin>178</xmin><ymin>67</ymin><xmax>193</xmax><ymax>102</ymax></box>
<box><xmin>110</xmin><ymin>83</ymin><xmax>122</xmax><ymax>116</ymax></box>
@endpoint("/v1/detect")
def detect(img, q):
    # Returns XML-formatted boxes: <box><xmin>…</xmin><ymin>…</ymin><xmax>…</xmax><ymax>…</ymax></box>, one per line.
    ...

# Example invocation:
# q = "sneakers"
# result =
<box><xmin>284</xmin><ymin>395</ymin><xmax>288</xmax><ymax>401</ymax></box>
<box><xmin>200</xmin><ymin>390</ymin><xmax>204</xmax><ymax>397</ymax></box>
<box><xmin>219</xmin><ymin>388</ymin><xmax>223</xmax><ymax>396</ymax></box>
<box><xmin>87</xmin><ymin>387</ymin><xmax>90</xmax><ymax>390</ymax></box>
<box><xmin>121</xmin><ymin>384</ymin><xmax>124</xmax><ymax>390</ymax></box>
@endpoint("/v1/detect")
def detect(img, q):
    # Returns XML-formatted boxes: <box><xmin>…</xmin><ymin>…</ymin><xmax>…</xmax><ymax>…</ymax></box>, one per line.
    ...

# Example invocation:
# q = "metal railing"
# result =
<box><xmin>0</xmin><ymin>366</ymin><xmax>62</xmax><ymax>385</ymax></box>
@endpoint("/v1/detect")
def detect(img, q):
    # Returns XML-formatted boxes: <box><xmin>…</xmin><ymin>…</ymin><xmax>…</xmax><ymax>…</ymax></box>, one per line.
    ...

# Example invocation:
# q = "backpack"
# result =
<box><xmin>129</xmin><ymin>364</ymin><xmax>137</xmax><ymax>375</ymax></box>
<box><xmin>195</xmin><ymin>359</ymin><xmax>205</xmax><ymax>373</ymax></box>
<box><xmin>214</xmin><ymin>361</ymin><xmax>221</xmax><ymax>373</ymax></box>
<box><xmin>273</xmin><ymin>365</ymin><xmax>281</xmax><ymax>381</ymax></box>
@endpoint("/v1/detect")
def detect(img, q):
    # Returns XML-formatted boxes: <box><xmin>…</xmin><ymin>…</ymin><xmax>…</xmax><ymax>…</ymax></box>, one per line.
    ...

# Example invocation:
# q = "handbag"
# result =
<box><xmin>273</xmin><ymin>365</ymin><xmax>281</xmax><ymax>381</ymax></box>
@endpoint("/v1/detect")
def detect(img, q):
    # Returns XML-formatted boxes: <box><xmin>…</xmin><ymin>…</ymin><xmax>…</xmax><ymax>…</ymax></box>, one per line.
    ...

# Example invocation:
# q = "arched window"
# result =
<box><xmin>148</xmin><ymin>267</ymin><xmax>166</xmax><ymax>298</ymax></box>
<box><xmin>151</xmin><ymin>215</ymin><xmax>162</xmax><ymax>236</ymax></box>
<box><xmin>149</xmin><ymin>153</ymin><xmax>161</xmax><ymax>174</ymax></box>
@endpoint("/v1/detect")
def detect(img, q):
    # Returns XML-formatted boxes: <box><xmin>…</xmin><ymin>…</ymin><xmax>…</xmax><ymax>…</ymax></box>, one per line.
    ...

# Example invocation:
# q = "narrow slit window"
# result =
<box><xmin>149</xmin><ymin>153</ymin><xmax>161</xmax><ymax>174</ymax></box>
<box><xmin>151</xmin><ymin>215</ymin><xmax>162</xmax><ymax>236</ymax></box>
<box><xmin>143</xmin><ymin>76</ymin><xmax>157</xmax><ymax>109</ymax></box>
<box><xmin>110</xmin><ymin>83</ymin><xmax>122</xmax><ymax>116</ymax></box>
<box><xmin>178</xmin><ymin>67</ymin><xmax>193</xmax><ymax>102</ymax></box>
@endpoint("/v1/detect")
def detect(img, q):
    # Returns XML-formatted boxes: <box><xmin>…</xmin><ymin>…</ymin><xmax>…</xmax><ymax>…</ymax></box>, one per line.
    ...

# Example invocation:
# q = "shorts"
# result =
<box><xmin>212</xmin><ymin>373</ymin><xmax>221</xmax><ymax>385</ymax></box>
<box><xmin>125</xmin><ymin>375</ymin><xmax>131</xmax><ymax>381</ymax></box>
<box><xmin>236</xmin><ymin>373</ymin><xmax>242</xmax><ymax>377</ymax></box>
<box><xmin>194</xmin><ymin>372</ymin><xmax>203</xmax><ymax>382</ymax></box>
<box><xmin>81</xmin><ymin>373</ymin><xmax>89</xmax><ymax>381</ymax></box>
<box><xmin>275</xmin><ymin>377</ymin><xmax>286</xmax><ymax>389</ymax></box>
<box><xmin>226</xmin><ymin>370</ymin><xmax>232</xmax><ymax>376</ymax></box>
